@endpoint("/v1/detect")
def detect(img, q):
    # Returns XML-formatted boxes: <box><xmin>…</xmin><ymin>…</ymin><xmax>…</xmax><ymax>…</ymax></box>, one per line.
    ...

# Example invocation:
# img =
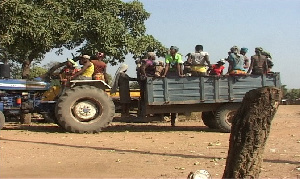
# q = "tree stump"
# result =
<box><xmin>223</xmin><ymin>87</ymin><xmax>281</xmax><ymax>178</ymax></box>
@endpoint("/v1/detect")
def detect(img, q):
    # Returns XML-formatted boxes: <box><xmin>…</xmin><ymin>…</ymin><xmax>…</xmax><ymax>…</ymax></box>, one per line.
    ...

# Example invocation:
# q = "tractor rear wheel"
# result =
<box><xmin>55</xmin><ymin>85</ymin><xmax>115</xmax><ymax>133</ymax></box>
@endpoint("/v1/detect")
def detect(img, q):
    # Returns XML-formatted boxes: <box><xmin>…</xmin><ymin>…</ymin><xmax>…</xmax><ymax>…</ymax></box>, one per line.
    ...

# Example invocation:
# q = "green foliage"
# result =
<box><xmin>9</xmin><ymin>62</ymin><xmax>22</xmax><ymax>79</ymax></box>
<box><xmin>9</xmin><ymin>61</ymin><xmax>48</xmax><ymax>79</ymax></box>
<box><xmin>106</xmin><ymin>73</ymin><xmax>113</xmax><ymax>85</ymax></box>
<box><xmin>1</xmin><ymin>0</ymin><xmax>166</xmax><ymax>77</ymax></box>
<box><xmin>284</xmin><ymin>89</ymin><xmax>300</xmax><ymax>101</ymax></box>
<box><xmin>70</xmin><ymin>0</ymin><xmax>167</xmax><ymax>64</ymax></box>
<box><xmin>281</xmin><ymin>85</ymin><xmax>300</xmax><ymax>101</ymax></box>
<box><xmin>0</xmin><ymin>0</ymin><xmax>75</xmax><ymax>61</ymax></box>
<box><xmin>29</xmin><ymin>66</ymin><xmax>47</xmax><ymax>79</ymax></box>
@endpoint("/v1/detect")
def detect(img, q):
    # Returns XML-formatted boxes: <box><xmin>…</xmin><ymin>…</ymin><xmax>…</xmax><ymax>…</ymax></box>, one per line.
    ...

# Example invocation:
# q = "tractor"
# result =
<box><xmin>0</xmin><ymin>62</ymin><xmax>282</xmax><ymax>133</ymax></box>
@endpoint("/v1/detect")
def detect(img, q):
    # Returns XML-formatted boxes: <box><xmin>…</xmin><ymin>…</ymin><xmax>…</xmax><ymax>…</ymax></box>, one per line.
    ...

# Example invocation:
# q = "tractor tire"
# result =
<box><xmin>20</xmin><ymin>113</ymin><xmax>32</xmax><ymax>124</ymax></box>
<box><xmin>215</xmin><ymin>103</ymin><xmax>241</xmax><ymax>133</ymax></box>
<box><xmin>201</xmin><ymin>111</ymin><xmax>218</xmax><ymax>129</ymax></box>
<box><xmin>0</xmin><ymin>111</ymin><xmax>5</xmax><ymax>130</ymax></box>
<box><xmin>55</xmin><ymin>85</ymin><xmax>115</xmax><ymax>133</ymax></box>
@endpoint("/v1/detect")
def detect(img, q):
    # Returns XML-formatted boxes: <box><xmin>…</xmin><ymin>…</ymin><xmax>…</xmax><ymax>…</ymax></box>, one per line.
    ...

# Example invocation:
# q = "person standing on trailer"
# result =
<box><xmin>91</xmin><ymin>52</ymin><xmax>108</xmax><ymax>83</ymax></box>
<box><xmin>111</xmin><ymin>64</ymin><xmax>136</xmax><ymax>118</ymax></box>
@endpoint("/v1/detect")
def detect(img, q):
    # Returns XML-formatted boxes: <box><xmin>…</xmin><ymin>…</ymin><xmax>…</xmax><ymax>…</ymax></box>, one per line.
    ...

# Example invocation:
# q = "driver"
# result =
<box><xmin>59</xmin><ymin>58</ymin><xmax>79</xmax><ymax>86</ymax></box>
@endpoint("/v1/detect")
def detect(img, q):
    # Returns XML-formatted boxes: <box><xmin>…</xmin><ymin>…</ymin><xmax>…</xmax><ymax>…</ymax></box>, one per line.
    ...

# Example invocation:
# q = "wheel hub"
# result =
<box><xmin>73</xmin><ymin>101</ymin><xmax>98</xmax><ymax>122</ymax></box>
<box><xmin>226</xmin><ymin>111</ymin><xmax>236</xmax><ymax>124</ymax></box>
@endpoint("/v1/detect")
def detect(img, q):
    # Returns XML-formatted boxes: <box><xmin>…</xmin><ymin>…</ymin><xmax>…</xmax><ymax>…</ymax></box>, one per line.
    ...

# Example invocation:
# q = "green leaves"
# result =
<box><xmin>0</xmin><ymin>0</ymin><xmax>166</xmax><ymax>78</ymax></box>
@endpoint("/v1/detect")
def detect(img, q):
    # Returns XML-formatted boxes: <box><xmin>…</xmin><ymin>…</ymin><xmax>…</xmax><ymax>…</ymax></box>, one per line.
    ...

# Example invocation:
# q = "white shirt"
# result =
<box><xmin>191</xmin><ymin>51</ymin><xmax>209</xmax><ymax>65</ymax></box>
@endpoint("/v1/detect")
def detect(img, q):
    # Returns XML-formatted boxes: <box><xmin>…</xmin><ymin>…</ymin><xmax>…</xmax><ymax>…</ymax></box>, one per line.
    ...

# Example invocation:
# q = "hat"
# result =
<box><xmin>262</xmin><ymin>51</ymin><xmax>271</xmax><ymax>58</ymax></box>
<box><xmin>240</xmin><ymin>47</ymin><xmax>248</xmax><ymax>53</ymax></box>
<box><xmin>255</xmin><ymin>47</ymin><xmax>263</xmax><ymax>52</ymax></box>
<box><xmin>170</xmin><ymin>46</ymin><xmax>179</xmax><ymax>52</ymax></box>
<box><xmin>119</xmin><ymin>64</ymin><xmax>128</xmax><ymax>72</ymax></box>
<box><xmin>67</xmin><ymin>59</ymin><xmax>78</xmax><ymax>67</ymax></box>
<box><xmin>82</xmin><ymin>55</ymin><xmax>90</xmax><ymax>59</ymax></box>
<box><xmin>230</xmin><ymin>46</ymin><xmax>239</xmax><ymax>53</ymax></box>
<box><xmin>218</xmin><ymin>59</ymin><xmax>226</xmax><ymax>64</ymax></box>
<box><xmin>147</xmin><ymin>52</ymin><xmax>155</xmax><ymax>57</ymax></box>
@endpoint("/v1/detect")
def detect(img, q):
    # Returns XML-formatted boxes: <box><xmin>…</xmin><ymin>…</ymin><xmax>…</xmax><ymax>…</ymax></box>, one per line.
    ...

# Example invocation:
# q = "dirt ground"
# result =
<box><xmin>0</xmin><ymin>105</ymin><xmax>299</xmax><ymax>178</ymax></box>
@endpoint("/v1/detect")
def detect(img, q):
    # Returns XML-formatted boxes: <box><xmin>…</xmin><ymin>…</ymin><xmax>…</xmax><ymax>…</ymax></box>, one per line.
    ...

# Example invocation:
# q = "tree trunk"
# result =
<box><xmin>40</xmin><ymin>61</ymin><xmax>66</xmax><ymax>80</ymax></box>
<box><xmin>22</xmin><ymin>60</ymin><xmax>31</xmax><ymax>79</ymax></box>
<box><xmin>223</xmin><ymin>87</ymin><xmax>281</xmax><ymax>178</ymax></box>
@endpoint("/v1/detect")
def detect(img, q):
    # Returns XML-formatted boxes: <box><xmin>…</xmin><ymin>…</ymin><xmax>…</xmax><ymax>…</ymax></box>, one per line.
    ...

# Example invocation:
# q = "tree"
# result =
<box><xmin>9</xmin><ymin>61</ymin><xmax>48</xmax><ymax>79</ymax></box>
<box><xmin>0</xmin><ymin>0</ymin><xmax>167</xmax><ymax>78</ymax></box>
<box><xmin>0</xmin><ymin>0</ymin><xmax>76</xmax><ymax>78</ymax></box>
<box><xmin>223</xmin><ymin>87</ymin><xmax>281</xmax><ymax>178</ymax></box>
<box><xmin>285</xmin><ymin>89</ymin><xmax>300</xmax><ymax>101</ymax></box>
<box><xmin>29</xmin><ymin>66</ymin><xmax>47</xmax><ymax>79</ymax></box>
<box><xmin>66</xmin><ymin>0</ymin><xmax>167</xmax><ymax>63</ymax></box>
<box><xmin>281</xmin><ymin>85</ymin><xmax>288</xmax><ymax>98</ymax></box>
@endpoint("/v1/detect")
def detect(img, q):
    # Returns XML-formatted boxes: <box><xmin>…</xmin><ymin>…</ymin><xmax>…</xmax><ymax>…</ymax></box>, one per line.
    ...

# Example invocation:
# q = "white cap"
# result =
<box><xmin>119</xmin><ymin>64</ymin><xmax>128</xmax><ymax>72</ymax></box>
<box><xmin>82</xmin><ymin>55</ymin><xmax>90</xmax><ymax>59</ymax></box>
<box><xmin>218</xmin><ymin>59</ymin><xmax>226</xmax><ymax>64</ymax></box>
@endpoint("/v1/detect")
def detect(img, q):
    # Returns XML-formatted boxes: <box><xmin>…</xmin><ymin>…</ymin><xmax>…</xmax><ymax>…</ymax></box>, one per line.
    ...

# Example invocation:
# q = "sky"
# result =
<box><xmin>43</xmin><ymin>0</ymin><xmax>300</xmax><ymax>89</ymax></box>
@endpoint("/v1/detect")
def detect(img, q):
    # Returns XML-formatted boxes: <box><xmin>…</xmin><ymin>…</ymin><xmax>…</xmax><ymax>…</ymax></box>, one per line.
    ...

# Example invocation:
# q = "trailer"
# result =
<box><xmin>139</xmin><ymin>73</ymin><xmax>281</xmax><ymax>132</ymax></box>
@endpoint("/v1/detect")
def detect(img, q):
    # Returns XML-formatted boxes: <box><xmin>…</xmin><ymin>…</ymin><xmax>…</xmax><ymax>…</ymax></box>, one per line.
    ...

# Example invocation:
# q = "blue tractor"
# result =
<box><xmin>0</xmin><ymin>63</ymin><xmax>53</xmax><ymax>128</ymax></box>
<box><xmin>0</xmin><ymin>63</ymin><xmax>115</xmax><ymax>133</ymax></box>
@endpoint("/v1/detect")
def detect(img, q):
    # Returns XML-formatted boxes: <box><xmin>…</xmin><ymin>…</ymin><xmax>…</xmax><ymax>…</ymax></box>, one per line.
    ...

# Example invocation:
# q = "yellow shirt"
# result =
<box><xmin>82</xmin><ymin>63</ymin><xmax>94</xmax><ymax>77</ymax></box>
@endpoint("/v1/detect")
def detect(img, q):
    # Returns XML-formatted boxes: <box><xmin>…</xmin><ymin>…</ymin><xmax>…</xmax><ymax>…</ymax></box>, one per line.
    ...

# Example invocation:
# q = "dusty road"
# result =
<box><xmin>0</xmin><ymin>105</ymin><xmax>299</xmax><ymax>178</ymax></box>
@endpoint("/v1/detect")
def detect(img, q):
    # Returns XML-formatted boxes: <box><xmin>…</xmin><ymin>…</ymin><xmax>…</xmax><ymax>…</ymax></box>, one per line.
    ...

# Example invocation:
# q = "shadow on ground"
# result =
<box><xmin>2</xmin><ymin>117</ymin><xmax>218</xmax><ymax>133</ymax></box>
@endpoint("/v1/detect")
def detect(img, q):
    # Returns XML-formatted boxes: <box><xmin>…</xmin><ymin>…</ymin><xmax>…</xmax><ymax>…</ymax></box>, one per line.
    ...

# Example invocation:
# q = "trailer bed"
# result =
<box><xmin>146</xmin><ymin>73</ymin><xmax>281</xmax><ymax>106</ymax></box>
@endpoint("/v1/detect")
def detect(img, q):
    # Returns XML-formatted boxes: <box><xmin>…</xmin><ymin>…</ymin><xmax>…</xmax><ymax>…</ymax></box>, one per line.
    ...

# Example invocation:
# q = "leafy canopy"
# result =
<box><xmin>0</xmin><ymin>0</ymin><xmax>167</xmax><ymax>69</ymax></box>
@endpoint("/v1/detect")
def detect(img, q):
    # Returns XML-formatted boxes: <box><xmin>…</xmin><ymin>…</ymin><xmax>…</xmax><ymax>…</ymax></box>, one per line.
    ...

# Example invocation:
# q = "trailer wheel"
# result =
<box><xmin>201</xmin><ymin>111</ymin><xmax>218</xmax><ymax>129</ymax></box>
<box><xmin>20</xmin><ymin>113</ymin><xmax>31</xmax><ymax>124</ymax></box>
<box><xmin>56</xmin><ymin>85</ymin><xmax>115</xmax><ymax>133</ymax></box>
<box><xmin>0</xmin><ymin>111</ymin><xmax>5</xmax><ymax>130</ymax></box>
<box><xmin>215</xmin><ymin>103</ymin><xmax>241</xmax><ymax>133</ymax></box>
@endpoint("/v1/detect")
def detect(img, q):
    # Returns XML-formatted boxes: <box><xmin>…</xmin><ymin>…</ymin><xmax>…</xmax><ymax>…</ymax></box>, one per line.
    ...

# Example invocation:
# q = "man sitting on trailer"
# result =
<box><xmin>161</xmin><ymin>46</ymin><xmax>184</xmax><ymax>78</ymax></box>
<box><xmin>226</xmin><ymin>46</ymin><xmax>247</xmax><ymax>76</ymax></box>
<box><xmin>247</xmin><ymin>47</ymin><xmax>268</xmax><ymax>75</ymax></box>
<box><xmin>188</xmin><ymin>45</ymin><xmax>211</xmax><ymax>76</ymax></box>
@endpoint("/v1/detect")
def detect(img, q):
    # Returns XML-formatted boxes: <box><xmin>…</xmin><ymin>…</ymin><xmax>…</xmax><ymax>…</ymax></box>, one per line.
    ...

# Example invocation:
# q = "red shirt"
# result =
<box><xmin>91</xmin><ymin>60</ymin><xmax>107</xmax><ymax>73</ymax></box>
<box><xmin>60</xmin><ymin>67</ymin><xmax>79</xmax><ymax>77</ymax></box>
<box><xmin>209</xmin><ymin>64</ymin><xmax>225</xmax><ymax>75</ymax></box>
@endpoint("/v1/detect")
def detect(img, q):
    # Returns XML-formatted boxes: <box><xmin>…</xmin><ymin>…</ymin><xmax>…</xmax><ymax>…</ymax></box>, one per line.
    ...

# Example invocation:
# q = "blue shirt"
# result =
<box><xmin>228</xmin><ymin>53</ymin><xmax>245</xmax><ymax>71</ymax></box>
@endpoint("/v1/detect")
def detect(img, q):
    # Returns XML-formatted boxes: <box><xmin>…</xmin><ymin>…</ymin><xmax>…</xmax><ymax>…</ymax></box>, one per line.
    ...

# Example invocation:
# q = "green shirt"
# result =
<box><xmin>165</xmin><ymin>53</ymin><xmax>183</xmax><ymax>70</ymax></box>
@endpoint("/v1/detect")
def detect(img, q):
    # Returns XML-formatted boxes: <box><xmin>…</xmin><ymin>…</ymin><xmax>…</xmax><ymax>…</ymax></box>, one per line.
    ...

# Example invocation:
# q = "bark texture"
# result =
<box><xmin>22</xmin><ymin>60</ymin><xmax>31</xmax><ymax>79</ymax></box>
<box><xmin>223</xmin><ymin>87</ymin><xmax>281</xmax><ymax>179</ymax></box>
